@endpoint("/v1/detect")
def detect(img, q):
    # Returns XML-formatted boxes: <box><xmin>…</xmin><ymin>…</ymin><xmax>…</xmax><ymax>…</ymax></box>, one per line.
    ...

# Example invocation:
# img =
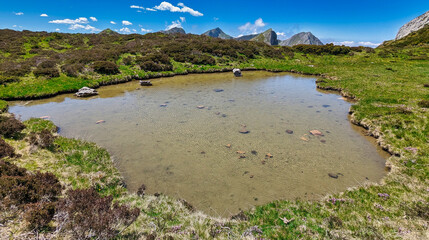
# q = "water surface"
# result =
<box><xmin>10</xmin><ymin>72</ymin><xmax>388</xmax><ymax>216</ymax></box>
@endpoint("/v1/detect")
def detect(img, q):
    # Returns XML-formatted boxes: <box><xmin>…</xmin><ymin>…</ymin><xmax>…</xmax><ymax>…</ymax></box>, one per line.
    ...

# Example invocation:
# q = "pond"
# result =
<box><xmin>10</xmin><ymin>71</ymin><xmax>388</xmax><ymax>216</ymax></box>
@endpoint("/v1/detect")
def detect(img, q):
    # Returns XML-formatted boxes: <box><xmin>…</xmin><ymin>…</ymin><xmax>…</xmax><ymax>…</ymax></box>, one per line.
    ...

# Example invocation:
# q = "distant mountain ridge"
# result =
<box><xmin>160</xmin><ymin>27</ymin><xmax>186</xmax><ymax>34</ymax></box>
<box><xmin>202</xmin><ymin>28</ymin><xmax>232</xmax><ymax>39</ymax></box>
<box><xmin>396</xmin><ymin>10</ymin><xmax>429</xmax><ymax>40</ymax></box>
<box><xmin>250</xmin><ymin>29</ymin><xmax>278</xmax><ymax>46</ymax></box>
<box><xmin>235</xmin><ymin>34</ymin><xmax>259</xmax><ymax>41</ymax></box>
<box><xmin>279</xmin><ymin>32</ymin><xmax>323</xmax><ymax>46</ymax></box>
<box><xmin>99</xmin><ymin>28</ymin><xmax>119</xmax><ymax>35</ymax></box>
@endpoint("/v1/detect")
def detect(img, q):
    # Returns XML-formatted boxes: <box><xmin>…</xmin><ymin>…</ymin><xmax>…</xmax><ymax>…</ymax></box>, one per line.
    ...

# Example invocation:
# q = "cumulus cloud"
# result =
<box><xmin>15</xmin><ymin>12</ymin><xmax>24</xmax><ymax>16</ymax></box>
<box><xmin>332</xmin><ymin>41</ymin><xmax>380</xmax><ymax>47</ymax></box>
<box><xmin>239</xmin><ymin>18</ymin><xmax>266</xmax><ymax>34</ymax></box>
<box><xmin>166</xmin><ymin>17</ymin><xmax>186</xmax><ymax>30</ymax></box>
<box><xmin>154</xmin><ymin>1</ymin><xmax>203</xmax><ymax>17</ymax></box>
<box><xmin>122</xmin><ymin>20</ymin><xmax>132</xmax><ymax>26</ymax></box>
<box><xmin>110</xmin><ymin>21</ymin><xmax>116</xmax><ymax>24</ymax></box>
<box><xmin>40</xmin><ymin>13</ymin><xmax>48</xmax><ymax>17</ymax></box>
<box><xmin>120</xmin><ymin>27</ymin><xmax>131</xmax><ymax>33</ymax></box>
<box><xmin>55</xmin><ymin>28</ymin><xmax>60</xmax><ymax>32</ymax></box>
<box><xmin>49</xmin><ymin>17</ymin><xmax>89</xmax><ymax>24</ymax></box>
<box><xmin>90</xmin><ymin>17</ymin><xmax>97</xmax><ymax>22</ymax></box>
<box><xmin>69</xmin><ymin>24</ymin><xmax>99</xmax><ymax>32</ymax></box>
<box><xmin>131</xmin><ymin>5</ymin><xmax>157</xmax><ymax>12</ymax></box>
<box><xmin>141</xmin><ymin>28</ymin><xmax>152</xmax><ymax>33</ymax></box>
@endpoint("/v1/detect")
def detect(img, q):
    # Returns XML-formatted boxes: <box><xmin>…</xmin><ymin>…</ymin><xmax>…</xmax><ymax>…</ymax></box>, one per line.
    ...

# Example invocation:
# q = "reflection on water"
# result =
<box><xmin>10</xmin><ymin>71</ymin><xmax>388</xmax><ymax>216</ymax></box>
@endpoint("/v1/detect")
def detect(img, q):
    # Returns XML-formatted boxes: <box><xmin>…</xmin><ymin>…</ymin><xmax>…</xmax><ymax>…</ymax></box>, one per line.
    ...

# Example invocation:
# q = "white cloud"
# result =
<box><xmin>49</xmin><ymin>17</ymin><xmax>89</xmax><ymax>24</ymax></box>
<box><xmin>130</xmin><ymin>5</ymin><xmax>144</xmax><ymax>9</ymax></box>
<box><xmin>146</xmin><ymin>8</ymin><xmax>156</xmax><ymax>11</ymax></box>
<box><xmin>69</xmin><ymin>24</ymin><xmax>99</xmax><ymax>32</ymax></box>
<box><xmin>120</xmin><ymin>27</ymin><xmax>131</xmax><ymax>33</ymax></box>
<box><xmin>132</xmin><ymin>29</ymin><xmax>137</xmax><ymax>32</ymax></box>
<box><xmin>332</xmin><ymin>41</ymin><xmax>381</xmax><ymax>48</ymax></box>
<box><xmin>276</xmin><ymin>32</ymin><xmax>288</xmax><ymax>40</ymax></box>
<box><xmin>166</xmin><ymin>17</ymin><xmax>186</xmax><ymax>30</ymax></box>
<box><xmin>167</xmin><ymin>20</ymin><xmax>182</xmax><ymax>30</ymax></box>
<box><xmin>141</xmin><ymin>28</ymin><xmax>152</xmax><ymax>33</ymax></box>
<box><xmin>213</xmin><ymin>17</ymin><xmax>219</xmax><ymax>21</ymax></box>
<box><xmin>239</xmin><ymin>18</ymin><xmax>266</xmax><ymax>34</ymax></box>
<box><xmin>122</xmin><ymin>20</ymin><xmax>132</xmax><ymax>26</ymax></box>
<box><xmin>90</xmin><ymin>17</ymin><xmax>97</xmax><ymax>22</ymax></box>
<box><xmin>110</xmin><ymin>21</ymin><xmax>116</xmax><ymax>25</ymax></box>
<box><xmin>55</xmin><ymin>28</ymin><xmax>60</xmax><ymax>31</ymax></box>
<box><xmin>154</xmin><ymin>1</ymin><xmax>203</xmax><ymax>17</ymax></box>
<box><xmin>15</xmin><ymin>12</ymin><xmax>24</xmax><ymax>16</ymax></box>
<box><xmin>40</xmin><ymin>14</ymin><xmax>48</xmax><ymax>17</ymax></box>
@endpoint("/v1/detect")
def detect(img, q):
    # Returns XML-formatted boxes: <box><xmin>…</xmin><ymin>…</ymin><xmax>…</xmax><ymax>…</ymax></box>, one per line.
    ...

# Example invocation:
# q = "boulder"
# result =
<box><xmin>233</xmin><ymin>68</ymin><xmax>242</xmax><ymax>77</ymax></box>
<box><xmin>140</xmin><ymin>80</ymin><xmax>153</xmax><ymax>86</ymax></box>
<box><xmin>75</xmin><ymin>87</ymin><xmax>98</xmax><ymax>97</ymax></box>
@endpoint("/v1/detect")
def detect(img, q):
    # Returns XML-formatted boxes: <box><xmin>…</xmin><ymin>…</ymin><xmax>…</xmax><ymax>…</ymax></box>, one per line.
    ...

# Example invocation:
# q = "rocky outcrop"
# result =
<box><xmin>75</xmin><ymin>87</ymin><xmax>98</xmax><ymax>97</ymax></box>
<box><xmin>396</xmin><ymin>11</ymin><xmax>429</xmax><ymax>40</ymax></box>
<box><xmin>279</xmin><ymin>32</ymin><xmax>323</xmax><ymax>46</ymax></box>
<box><xmin>161</xmin><ymin>27</ymin><xmax>186</xmax><ymax>35</ymax></box>
<box><xmin>202</xmin><ymin>28</ymin><xmax>233</xmax><ymax>39</ymax></box>
<box><xmin>250</xmin><ymin>29</ymin><xmax>279</xmax><ymax>45</ymax></box>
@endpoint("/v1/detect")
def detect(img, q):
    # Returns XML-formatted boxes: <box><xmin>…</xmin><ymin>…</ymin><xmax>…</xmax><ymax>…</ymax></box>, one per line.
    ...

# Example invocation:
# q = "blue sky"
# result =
<box><xmin>1</xmin><ymin>0</ymin><xmax>428</xmax><ymax>47</ymax></box>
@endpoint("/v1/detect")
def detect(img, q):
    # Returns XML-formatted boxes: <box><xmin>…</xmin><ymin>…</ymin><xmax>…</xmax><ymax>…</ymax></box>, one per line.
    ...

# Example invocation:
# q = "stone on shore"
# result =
<box><xmin>75</xmin><ymin>87</ymin><xmax>98</xmax><ymax>97</ymax></box>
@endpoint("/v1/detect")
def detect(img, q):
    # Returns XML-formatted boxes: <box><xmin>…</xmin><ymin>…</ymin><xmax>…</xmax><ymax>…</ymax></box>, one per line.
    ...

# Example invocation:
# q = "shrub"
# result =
<box><xmin>27</xmin><ymin>129</ymin><xmax>56</xmax><ymax>149</ymax></box>
<box><xmin>92</xmin><ymin>61</ymin><xmax>119</xmax><ymax>75</ymax></box>
<box><xmin>418</xmin><ymin>100</ymin><xmax>429</xmax><ymax>108</ymax></box>
<box><xmin>0</xmin><ymin>75</ymin><xmax>20</xmax><ymax>85</ymax></box>
<box><xmin>0</xmin><ymin>161</ymin><xmax>62</xmax><ymax>206</ymax></box>
<box><xmin>33</xmin><ymin>67</ymin><xmax>60</xmax><ymax>78</ymax></box>
<box><xmin>61</xmin><ymin>63</ymin><xmax>85</xmax><ymax>77</ymax></box>
<box><xmin>0</xmin><ymin>138</ymin><xmax>15</xmax><ymax>158</ymax></box>
<box><xmin>39</xmin><ymin>60</ymin><xmax>57</xmax><ymax>68</ymax></box>
<box><xmin>140</xmin><ymin>61</ymin><xmax>173</xmax><ymax>72</ymax></box>
<box><xmin>122</xmin><ymin>56</ymin><xmax>134</xmax><ymax>66</ymax></box>
<box><xmin>57</xmin><ymin>188</ymin><xmax>140</xmax><ymax>239</ymax></box>
<box><xmin>24</xmin><ymin>202</ymin><xmax>56</xmax><ymax>230</ymax></box>
<box><xmin>0</xmin><ymin>115</ymin><xmax>26</xmax><ymax>138</ymax></box>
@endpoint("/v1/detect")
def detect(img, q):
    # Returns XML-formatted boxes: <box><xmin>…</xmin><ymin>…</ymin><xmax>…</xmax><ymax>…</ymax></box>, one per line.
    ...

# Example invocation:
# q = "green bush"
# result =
<box><xmin>92</xmin><ymin>61</ymin><xmax>119</xmax><ymax>75</ymax></box>
<box><xmin>27</xmin><ymin>129</ymin><xmax>56</xmax><ymax>149</ymax></box>
<box><xmin>33</xmin><ymin>67</ymin><xmax>60</xmax><ymax>78</ymax></box>
<box><xmin>61</xmin><ymin>63</ymin><xmax>85</xmax><ymax>77</ymax></box>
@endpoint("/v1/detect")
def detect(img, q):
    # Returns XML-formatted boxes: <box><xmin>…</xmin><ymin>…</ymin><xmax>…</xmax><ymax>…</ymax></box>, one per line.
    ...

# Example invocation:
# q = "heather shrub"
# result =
<box><xmin>0</xmin><ymin>115</ymin><xmax>26</xmax><ymax>138</ymax></box>
<box><xmin>0</xmin><ymin>163</ymin><xmax>62</xmax><ymax>206</ymax></box>
<box><xmin>33</xmin><ymin>67</ymin><xmax>60</xmax><ymax>78</ymax></box>
<box><xmin>57</xmin><ymin>188</ymin><xmax>140</xmax><ymax>240</ymax></box>
<box><xmin>27</xmin><ymin>129</ymin><xmax>56</xmax><ymax>149</ymax></box>
<box><xmin>92</xmin><ymin>61</ymin><xmax>119</xmax><ymax>75</ymax></box>
<box><xmin>24</xmin><ymin>202</ymin><xmax>56</xmax><ymax>230</ymax></box>
<box><xmin>61</xmin><ymin>63</ymin><xmax>84</xmax><ymax>77</ymax></box>
<box><xmin>0</xmin><ymin>138</ymin><xmax>15</xmax><ymax>158</ymax></box>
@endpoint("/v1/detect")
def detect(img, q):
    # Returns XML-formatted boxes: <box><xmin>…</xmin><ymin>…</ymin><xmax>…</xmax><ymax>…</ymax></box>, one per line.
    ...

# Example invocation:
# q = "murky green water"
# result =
<box><xmin>10</xmin><ymin>72</ymin><xmax>388</xmax><ymax>216</ymax></box>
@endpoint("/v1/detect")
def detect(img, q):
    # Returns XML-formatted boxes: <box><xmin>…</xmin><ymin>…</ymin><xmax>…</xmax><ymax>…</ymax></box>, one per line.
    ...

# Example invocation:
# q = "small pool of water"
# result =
<box><xmin>10</xmin><ymin>71</ymin><xmax>388</xmax><ymax>216</ymax></box>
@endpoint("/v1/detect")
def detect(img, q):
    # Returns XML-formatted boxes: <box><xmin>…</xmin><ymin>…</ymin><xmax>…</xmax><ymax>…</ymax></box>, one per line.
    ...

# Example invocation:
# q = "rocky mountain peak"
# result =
<box><xmin>396</xmin><ymin>11</ymin><xmax>429</xmax><ymax>40</ymax></box>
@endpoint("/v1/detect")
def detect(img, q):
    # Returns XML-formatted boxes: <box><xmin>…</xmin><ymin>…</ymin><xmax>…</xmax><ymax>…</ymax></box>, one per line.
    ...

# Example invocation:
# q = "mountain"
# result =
<box><xmin>202</xmin><ymin>27</ymin><xmax>233</xmax><ymax>39</ymax></box>
<box><xmin>279</xmin><ymin>32</ymin><xmax>323</xmax><ymax>46</ymax></box>
<box><xmin>235</xmin><ymin>34</ymin><xmax>259</xmax><ymax>41</ymax></box>
<box><xmin>160</xmin><ymin>27</ymin><xmax>186</xmax><ymax>34</ymax></box>
<box><xmin>99</xmin><ymin>28</ymin><xmax>119</xmax><ymax>35</ymax></box>
<box><xmin>250</xmin><ymin>29</ymin><xmax>279</xmax><ymax>46</ymax></box>
<box><xmin>380</xmin><ymin>24</ymin><xmax>429</xmax><ymax>48</ymax></box>
<box><xmin>396</xmin><ymin>11</ymin><xmax>429</xmax><ymax>40</ymax></box>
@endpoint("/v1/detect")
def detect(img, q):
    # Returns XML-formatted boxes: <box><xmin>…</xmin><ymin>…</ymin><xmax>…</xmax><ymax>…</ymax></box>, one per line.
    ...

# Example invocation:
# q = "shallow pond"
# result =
<box><xmin>10</xmin><ymin>71</ymin><xmax>388</xmax><ymax>216</ymax></box>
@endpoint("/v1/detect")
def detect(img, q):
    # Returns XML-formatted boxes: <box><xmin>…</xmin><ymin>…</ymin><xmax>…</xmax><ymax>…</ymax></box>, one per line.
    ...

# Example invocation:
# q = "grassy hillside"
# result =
<box><xmin>0</xmin><ymin>29</ymin><xmax>428</xmax><ymax>239</ymax></box>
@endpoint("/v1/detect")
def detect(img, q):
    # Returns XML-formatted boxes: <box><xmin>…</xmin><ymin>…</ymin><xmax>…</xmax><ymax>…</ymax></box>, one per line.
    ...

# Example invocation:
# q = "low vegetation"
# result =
<box><xmin>0</xmin><ymin>28</ymin><xmax>428</xmax><ymax>239</ymax></box>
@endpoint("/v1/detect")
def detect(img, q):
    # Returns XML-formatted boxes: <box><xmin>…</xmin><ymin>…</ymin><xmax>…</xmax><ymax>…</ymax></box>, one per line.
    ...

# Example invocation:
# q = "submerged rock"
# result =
<box><xmin>310</xmin><ymin>130</ymin><xmax>323</xmax><ymax>136</ymax></box>
<box><xmin>286</xmin><ymin>129</ymin><xmax>294</xmax><ymax>134</ymax></box>
<box><xmin>213</xmin><ymin>89</ymin><xmax>224</xmax><ymax>92</ymax></box>
<box><xmin>75</xmin><ymin>87</ymin><xmax>98</xmax><ymax>97</ymax></box>
<box><xmin>328</xmin><ymin>173</ymin><xmax>339</xmax><ymax>179</ymax></box>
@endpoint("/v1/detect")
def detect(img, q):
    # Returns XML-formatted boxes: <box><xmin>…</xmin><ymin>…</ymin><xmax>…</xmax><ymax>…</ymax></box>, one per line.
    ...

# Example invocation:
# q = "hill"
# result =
<box><xmin>380</xmin><ymin>24</ymin><xmax>429</xmax><ymax>49</ymax></box>
<box><xmin>250</xmin><ymin>28</ymin><xmax>279</xmax><ymax>46</ymax></box>
<box><xmin>280</xmin><ymin>32</ymin><xmax>323</xmax><ymax>46</ymax></box>
<box><xmin>202</xmin><ymin>27</ymin><xmax>232</xmax><ymax>39</ymax></box>
<box><xmin>160</xmin><ymin>27</ymin><xmax>186</xmax><ymax>34</ymax></box>
<box><xmin>396</xmin><ymin>10</ymin><xmax>429</xmax><ymax>40</ymax></box>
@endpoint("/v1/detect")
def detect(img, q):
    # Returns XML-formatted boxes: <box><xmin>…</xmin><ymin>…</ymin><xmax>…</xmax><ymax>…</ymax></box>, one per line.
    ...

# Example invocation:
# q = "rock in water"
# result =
<box><xmin>396</xmin><ymin>11</ymin><xmax>429</xmax><ymax>40</ymax></box>
<box><xmin>75</xmin><ymin>87</ymin><xmax>98</xmax><ymax>97</ymax></box>
<box><xmin>328</xmin><ymin>173</ymin><xmax>339</xmax><ymax>179</ymax></box>
<box><xmin>233</xmin><ymin>69</ymin><xmax>242</xmax><ymax>77</ymax></box>
<box><xmin>140</xmin><ymin>80</ymin><xmax>152</xmax><ymax>86</ymax></box>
